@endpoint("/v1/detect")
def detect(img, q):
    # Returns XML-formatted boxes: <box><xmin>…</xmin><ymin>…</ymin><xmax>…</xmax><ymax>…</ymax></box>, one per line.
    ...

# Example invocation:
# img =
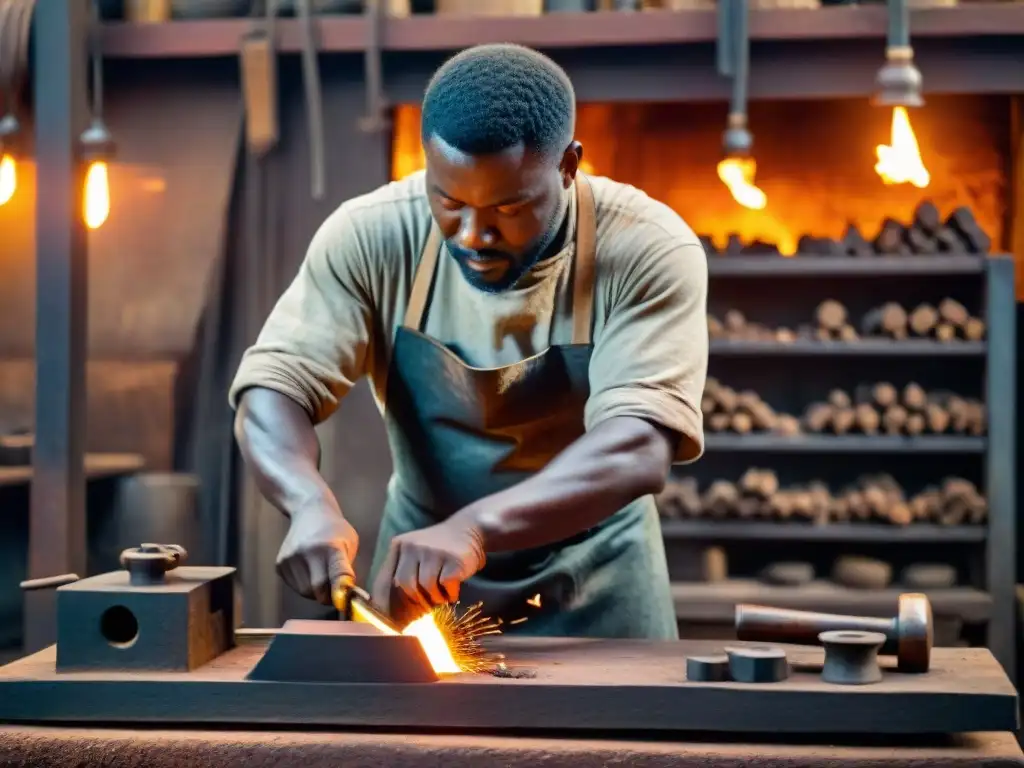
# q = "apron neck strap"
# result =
<box><xmin>404</xmin><ymin>173</ymin><xmax>598</xmax><ymax>344</ymax></box>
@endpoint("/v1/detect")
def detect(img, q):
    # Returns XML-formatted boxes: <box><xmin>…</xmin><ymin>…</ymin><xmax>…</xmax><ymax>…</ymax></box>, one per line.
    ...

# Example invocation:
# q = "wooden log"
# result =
<box><xmin>707</xmin><ymin>413</ymin><xmax>730</xmax><ymax>432</ymax></box>
<box><xmin>888</xmin><ymin>501</ymin><xmax>913</xmax><ymax>526</ymax></box>
<box><xmin>703</xmin><ymin>480</ymin><xmax>739</xmax><ymax>519</ymax></box>
<box><xmin>934</xmin><ymin>226</ymin><xmax>962</xmax><ymax>253</ymax></box>
<box><xmin>964</xmin><ymin>400</ymin><xmax>986</xmax><ymax>436</ymax></box>
<box><xmin>908</xmin><ymin>303</ymin><xmax>939</xmax><ymax>337</ymax></box>
<box><xmin>807</xmin><ymin>481</ymin><xmax>831</xmax><ymax>525</ymax></box>
<box><xmin>860</xmin><ymin>302</ymin><xmax>908</xmax><ymax>339</ymax></box>
<box><xmin>707</xmin><ymin>314</ymin><xmax>725</xmax><ymax>339</ymax></box>
<box><xmin>701</xmin><ymin>393</ymin><xmax>718</xmax><ymax>418</ymax></box>
<box><xmin>938</xmin><ymin>298</ymin><xmax>970</xmax><ymax>328</ymax></box>
<box><xmin>905</xmin><ymin>226</ymin><xmax>938</xmax><ymax>255</ymax></box>
<box><xmin>837</xmin><ymin>324</ymin><xmax>859</xmax><ymax>342</ymax></box>
<box><xmin>719</xmin><ymin>386</ymin><xmax>741</xmax><ymax>414</ymax></box>
<box><xmin>730</xmin><ymin>412</ymin><xmax>754</xmax><ymax>434</ymax></box>
<box><xmin>909</xmin><ymin>487</ymin><xmax>942</xmax><ymax>522</ymax></box>
<box><xmin>735</xmin><ymin>496</ymin><xmax>765</xmax><ymax>519</ymax></box>
<box><xmin>790</xmin><ymin>490</ymin><xmax>816</xmax><ymax>521</ymax></box>
<box><xmin>735</xmin><ymin>390</ymin><xmax>762</xmax><ymax>412</ymax></box>
<box><xmin>924</xmin><ymin>402</ymin><xmax>950</xmax><ymax>434</ymax></box>
<box><xmin>827</xmin><ymin>389</ymin><xmax>852</xmax><ymax>410</ymax></box>
<box><xmin>815</xmin><ymin>300</ymin><xmax>847</xmax><ymax>332</ymax></box>
<box><xmin>856</xmin><ymin>382</ymin><xmax>898</xmax><ymax>410</ymax></box>
<box><xmin>881</xmin><ymin>404</ymin><xmax>908</xmax><ymax>435</ymax></box>
<box><xmin>912</xmin><ymin>200</ymin><xmax>942</xmax><ymax>235</ymax></box>
<box><xmin>854</xmin><ymin>403</ymin><xmax>880</xmax><ymax>434</ymax></box>
<box><xmin>767</xmin><ymin>492</ymin><xmax>795</xmax><ymax>520</ymax></box>
<box><xmin>774</xmin><ymin>414</ymin><xmax>802</xmax><ymax>437</ymax></box>
<box><xmin>934</xmin><ymin>323</ymin><xmax>957</xmax><ymax>343</ymax></box>
<box><xmin>931</xmin><ymin>393</ymin><xmax>971</xmax><ymax>433</ymax></box>
<box><xmin>905</xmin><ymin>412</ymin><xmax>926</xmax><ymax>435</ymax></box>
<box><xmin>739</xmin><ymin>468</ymin><xmax>779</xmax><ymax>499</ymax></box>
<box><xmin>862</xmin><ymin>484</ymin><xmax>889</xmax><ymax>519</ymax></box>
<box><xmin>724</xmin><ymin>309</ymin><xmax>746</xmax><ymax>335</ymax></box>
<box><xmin>902</xmin><ymin>382</ymin><xmax>928</xmax><ymax>411</ymax></box>
<box><xmin>674</xmin><ymin>477</ymin><xmax>703</xmax><ymax>518</ymax></box>
<box><xmin>963</xmin><ymin>317</ymin><xmax>986</xmax><ymax>341</ymax></box>
<box><xmin>841</xmin><ymin>222</ymin><xmax>873</xmax><ymax>257</ymax></box>
<box><xmin>831</xmin><ymin>408</ymin><xmax>856</xmax><ymax>435</ymax></box>
<box><xmin>844</xmin><ymin>489</ymin><xmax>871</xmax><ymax>521</ymax></box>
<box><xmin>747</xmin><ymin>401</ymin><xmax>777</xmax><ymax>432</ymax></box>
<box><xmin>873</xmin><ymin>217</ymin><xmax>905</xmax><ymax>254</ymax></box>
<box><xmin>802</xmin><ymin>402</ymin><xmax>833</xmax><ymax>433</ymax></box>
<box><xmin>946</xmin><ymin>206</ymin><xmax>991</xmax><ymax>254</ymax></box>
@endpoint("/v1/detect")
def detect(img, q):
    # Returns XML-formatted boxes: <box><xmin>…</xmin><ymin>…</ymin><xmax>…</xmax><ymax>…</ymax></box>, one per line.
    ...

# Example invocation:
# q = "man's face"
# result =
<box><xmin>424</xmin><ymin>135</ymin><xmax>579</xmax><ymax>293</ymax></box>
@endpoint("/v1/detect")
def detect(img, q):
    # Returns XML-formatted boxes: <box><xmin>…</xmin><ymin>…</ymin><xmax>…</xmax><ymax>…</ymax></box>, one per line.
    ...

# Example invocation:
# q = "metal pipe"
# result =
<box><xmin>26</xmin><ymin>0</ymin><xmax>91</xmax><ymax>654</ymax></box>
<box><xmin>360</xmin><ymin>0</ymin><xmax>388</xmax><ymax>134</ymax></box>
<box><xmin>715</xmin><ymin>0</ymin><xmax>733</xmax><ymax>78</ymax></box>
<box><xmin>887</xmin><ymin>0</ymin><xmax>910</xmax><ymax>50</ymax></box>
<box><xmin>730</xmin><ymin>0</ymin><xmax>749</xmax><ymax>121</ymax></box>
<box><xmin>296</xmin><ymin>0</ymin><xmax>325</xmax><ymax>200</ymax></box>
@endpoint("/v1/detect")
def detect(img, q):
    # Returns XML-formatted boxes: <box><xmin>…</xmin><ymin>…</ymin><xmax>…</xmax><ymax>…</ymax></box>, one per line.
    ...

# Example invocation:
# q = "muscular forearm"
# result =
<box><xmin>453</xmin><ymin>416</ymin><xmax>677</xmax><ymax>553</ymax></box>
<box><xmin>234</xmin><ymin>388</ymin><xmax>337</xmax><ymax>519</ymax></box>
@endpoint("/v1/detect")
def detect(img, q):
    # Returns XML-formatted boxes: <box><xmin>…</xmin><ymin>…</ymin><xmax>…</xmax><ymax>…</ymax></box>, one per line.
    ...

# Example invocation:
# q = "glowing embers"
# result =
<box><xmin>430</xmin><ymin>601</ymin><xmax>505</xmax><ymax>674</ymax></box>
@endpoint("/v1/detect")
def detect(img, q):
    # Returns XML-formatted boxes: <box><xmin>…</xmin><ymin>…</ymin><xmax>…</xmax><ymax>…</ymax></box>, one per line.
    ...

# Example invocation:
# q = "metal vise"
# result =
<box><xmin>735</xmin><ymin>592</ymin><xmax>933</xmax><ymax>673</ymax></box>
<box><xmin>22</xmin><ymin>544</ymin><xmax>237</xmax><ymax>672</ymax></box>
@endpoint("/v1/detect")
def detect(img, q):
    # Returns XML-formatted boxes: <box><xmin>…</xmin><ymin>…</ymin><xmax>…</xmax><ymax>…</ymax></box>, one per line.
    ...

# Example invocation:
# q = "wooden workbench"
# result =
<box><xmin>0</xmin><ymin>726</ymin><xmax>1021</xmax><ymax>767</ymax></box>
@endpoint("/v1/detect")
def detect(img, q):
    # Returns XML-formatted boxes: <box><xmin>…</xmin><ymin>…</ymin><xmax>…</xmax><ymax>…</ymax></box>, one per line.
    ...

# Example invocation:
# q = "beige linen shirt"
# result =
<box><xmin>229</xmin><ymin>171</ymin><xmax>708</xmax><ymax>463</ymax></box>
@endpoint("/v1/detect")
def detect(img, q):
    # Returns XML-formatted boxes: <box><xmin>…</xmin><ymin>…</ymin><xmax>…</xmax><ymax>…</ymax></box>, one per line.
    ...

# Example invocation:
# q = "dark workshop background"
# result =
<box><xmin>0</xmin><ymin>1</ymin><xmax>1021</xmax><ymax>686</ymax></box>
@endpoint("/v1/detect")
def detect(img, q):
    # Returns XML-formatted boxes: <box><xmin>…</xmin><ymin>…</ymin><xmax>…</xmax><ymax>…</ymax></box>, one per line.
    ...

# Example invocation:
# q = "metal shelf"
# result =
<box><xmin>703</xmin><ymin>434</ymin><xmax>986</xmax><ymax>453</ymax></box>
<box><xmin>709</xmin><ymin>339</ymin><xmax>987</xmax><ymax>357</ymax></box>
<box><xmin>707</xmin><ymin>255</ymin><xmax>988</xmax><ymax>277</ymax></box>
<box><xmin>661</xmin><ymin>520</ymin><xmax>986</xmax><ymax>543</ymax></box>
<box><xmin>97</xmin><ymin>5</ymin><xmax>1024</xmax><ymax>59</ymax></box>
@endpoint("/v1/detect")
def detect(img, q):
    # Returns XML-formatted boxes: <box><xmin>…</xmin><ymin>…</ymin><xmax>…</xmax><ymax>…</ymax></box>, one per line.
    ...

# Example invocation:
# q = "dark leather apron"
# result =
<box><xmin>369</xmin><ymin>174</ymin><xmax>678</xmax><ymax>639</ymax></box>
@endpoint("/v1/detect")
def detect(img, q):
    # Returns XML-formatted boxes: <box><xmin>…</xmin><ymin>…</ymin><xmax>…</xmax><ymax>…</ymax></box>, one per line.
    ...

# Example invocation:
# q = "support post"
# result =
<box><xmin>984</xmin><ymin>256</ymin><xmax>1017</xmax><ymax>683</ymax></box>
<box><xmin>24</xmin><ymin>0</ymin><xmax>91</xmax><ymax>653</ymax></box>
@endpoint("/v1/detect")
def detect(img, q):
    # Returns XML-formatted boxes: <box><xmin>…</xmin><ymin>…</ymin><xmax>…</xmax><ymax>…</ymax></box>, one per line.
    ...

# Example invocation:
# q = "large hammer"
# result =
<box><xmin>735</xmin><ymin>592</ymin><xmax>933</xmax><ymax>673</ymax></box>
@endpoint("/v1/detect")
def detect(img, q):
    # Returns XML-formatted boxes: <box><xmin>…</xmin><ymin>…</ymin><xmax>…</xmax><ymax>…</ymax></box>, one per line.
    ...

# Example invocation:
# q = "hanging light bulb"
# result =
<box><xmin>80</xmin><ymin>0</ymin><xmax>115</xmax><ymax>230</ymax></box>
<box><xmin>0</xmin><ymin>112</ymin><xmax>19</xmax><ymax>207</ymax></box>
<box><xmin>81</xmin><ymin>120</ymin><xmax>113</xmax><ymax>229</ymax></box>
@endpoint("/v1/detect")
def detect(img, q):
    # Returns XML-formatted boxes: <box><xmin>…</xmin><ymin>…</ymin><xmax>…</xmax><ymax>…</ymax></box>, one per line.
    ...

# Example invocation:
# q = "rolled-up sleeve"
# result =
<box><xmin>585</xmin><ymin>238</ymin><xmax>708</xmax><ymax>464</ymax></box>
<box><xmin>228</xmin><ymin>208</ymin><xmax>374</xmax><ymax>424</ymax></box>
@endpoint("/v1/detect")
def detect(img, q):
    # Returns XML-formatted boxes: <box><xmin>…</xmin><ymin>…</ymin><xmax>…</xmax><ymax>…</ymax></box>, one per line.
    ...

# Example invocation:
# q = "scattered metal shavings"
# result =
<box><xmin>490</xmin><ymin>662</ymin><xmax>537</xmax><ymax>679</ymax></box>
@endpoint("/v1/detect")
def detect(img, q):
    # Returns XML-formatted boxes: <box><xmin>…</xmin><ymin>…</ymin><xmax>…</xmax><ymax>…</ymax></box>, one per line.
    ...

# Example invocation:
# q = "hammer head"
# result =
<box><xmin>896</xmin><ymin>593</ymin><xmax>933</xmax><ymax>673</ymax></box>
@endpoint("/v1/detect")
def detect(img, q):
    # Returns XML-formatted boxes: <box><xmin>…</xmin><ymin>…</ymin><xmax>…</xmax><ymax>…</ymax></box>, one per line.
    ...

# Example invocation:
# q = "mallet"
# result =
<box><xmin>734</xmin><ymin>592</ymin><xmax>933</xmax><ymax>673</ymax></box>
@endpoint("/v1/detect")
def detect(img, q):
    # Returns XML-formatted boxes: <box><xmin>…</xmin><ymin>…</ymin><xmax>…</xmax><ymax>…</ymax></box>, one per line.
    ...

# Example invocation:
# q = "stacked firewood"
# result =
<box><xmin>699</xmin><ymin>201</ymin><xmax>990</xmax><ymax>257</ymax></box>
<box><xmin>800</xmin><ymin>383</ymin><xmax>986</xmax><ymax>437</ymax></box>
<box><xmin>702</xmin><ymin>379</ymin><xmax>985</xmax><ymax>437</ymax></box>
<box><xmin>701</xmin><ymin>378</ymin><xmax>801</xmax><ymax>436</ymax></box>
<box><xmin>859</xmin><ymin>299</ymin><xmax>986</xmax><ymax>342</ymax></box>
<box><xmin>656</xmin><ymin>471</ymin><xmax>986</xmax><ymax>526</ymax></box>
<box><xmin>708</xmin><ymin>298</ymin><xmax>985</xmax><ymax>343</ymax></box>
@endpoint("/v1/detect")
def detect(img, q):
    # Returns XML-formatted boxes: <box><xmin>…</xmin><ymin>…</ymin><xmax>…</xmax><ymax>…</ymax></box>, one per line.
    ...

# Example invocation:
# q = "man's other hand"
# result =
<box><xmin>371</xmin><ymin>518</ymin><xmax>486</xmax><ymax>627</ymax></box>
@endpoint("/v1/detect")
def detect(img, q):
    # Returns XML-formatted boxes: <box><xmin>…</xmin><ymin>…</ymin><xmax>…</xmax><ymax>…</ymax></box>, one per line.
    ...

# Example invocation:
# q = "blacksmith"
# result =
<box><xmin>230</xmin><ymin>43</ymin><xmax>708</xmax><ymax>638</ymax></box>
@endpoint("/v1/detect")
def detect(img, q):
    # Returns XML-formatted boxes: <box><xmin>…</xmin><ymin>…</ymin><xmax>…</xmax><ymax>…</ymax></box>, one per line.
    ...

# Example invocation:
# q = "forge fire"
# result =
<box><xmin>392</xmin><ymin>95</ymin><xmax>1007</xmax><ymax>258</ymax></box>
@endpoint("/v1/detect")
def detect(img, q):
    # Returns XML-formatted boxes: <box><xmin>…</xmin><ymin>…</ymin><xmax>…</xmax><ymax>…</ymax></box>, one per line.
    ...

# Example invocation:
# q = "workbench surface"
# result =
<box><xmin>0</xmin><ymin>727</ymin><xmax>1021</xmax><ymax>768</ymax></box>
<box><xmin>0</xmin><ymin>637</ymin><xmax>1016</xmax><ymax>734</ymax></box>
